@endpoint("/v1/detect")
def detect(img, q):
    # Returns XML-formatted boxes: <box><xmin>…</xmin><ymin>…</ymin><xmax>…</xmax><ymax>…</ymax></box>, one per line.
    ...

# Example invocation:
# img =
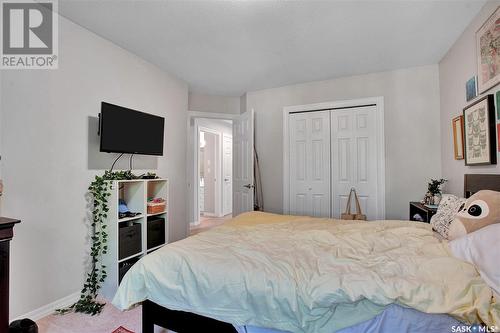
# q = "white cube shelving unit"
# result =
<box><xmin>100</xmin><ymin>178</ymin><xmax>169</xmax><ymax>301</ymax></box>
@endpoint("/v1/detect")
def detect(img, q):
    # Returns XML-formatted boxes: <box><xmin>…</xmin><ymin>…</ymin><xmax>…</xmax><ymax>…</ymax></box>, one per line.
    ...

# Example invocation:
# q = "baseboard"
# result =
<box><xmin>11</xmin><ymin>291</ymin><xmax>80</xmax><ymax>322</ymax></box>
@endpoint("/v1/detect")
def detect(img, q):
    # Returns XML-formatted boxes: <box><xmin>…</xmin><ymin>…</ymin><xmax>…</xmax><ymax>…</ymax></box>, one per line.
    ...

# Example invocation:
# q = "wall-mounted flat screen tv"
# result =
<box><xmin>99</xmin><ymin>102</ymin><xmax>165</xmax><ymax>156</ymax></box>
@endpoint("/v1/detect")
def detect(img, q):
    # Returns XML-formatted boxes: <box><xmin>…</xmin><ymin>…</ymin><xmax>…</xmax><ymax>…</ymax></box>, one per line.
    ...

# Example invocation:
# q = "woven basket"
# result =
<box><xmin>147</xmin><ymin>202</ymin><xmax>166</xmax><ymax>214</ymax></box>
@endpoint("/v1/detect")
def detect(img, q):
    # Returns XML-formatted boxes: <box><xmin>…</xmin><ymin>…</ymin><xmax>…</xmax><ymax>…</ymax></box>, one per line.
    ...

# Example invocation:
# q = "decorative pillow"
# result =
<box><xmin>449</xmin><ymin>223</ymin><xmax>500</xmax><ymax>297</ymax></box>
<box><xmin>448</xmin><ymin>190</ymin><xmax>500</xmax><ymax>240</ymax></box>
<box><xmin>430</xmin><ymin>194</ymin><xmax>466</xmax><ymax>239</ymax></box>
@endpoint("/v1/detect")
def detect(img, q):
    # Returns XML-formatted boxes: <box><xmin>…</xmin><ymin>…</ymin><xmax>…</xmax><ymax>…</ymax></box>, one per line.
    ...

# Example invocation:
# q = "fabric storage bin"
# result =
<box><xmin>119</xmin><ymin>222</ymin><xmax>142</xmax><ymax>260</ymax></box>
<box><xmin>118</xmin><ymin>257</ymin><xmax>140</xmax><ymax>284</ymax></box>
<box><xmin>147</xmin><ymin>217</ymin><xmax>165</xmax><ymax>249</ymax></box>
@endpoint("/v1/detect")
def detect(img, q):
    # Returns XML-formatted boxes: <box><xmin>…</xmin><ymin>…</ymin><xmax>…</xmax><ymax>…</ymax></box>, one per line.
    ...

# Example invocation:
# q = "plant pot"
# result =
<box><xmin>433</xmin><ymin>194</ymin><xmax>442</xmax><ymax>205</ymax></box>
<box><xmin>424</xmin><ymin>192</ymin><xmax>433</xmax><ymax>204</ymax></box>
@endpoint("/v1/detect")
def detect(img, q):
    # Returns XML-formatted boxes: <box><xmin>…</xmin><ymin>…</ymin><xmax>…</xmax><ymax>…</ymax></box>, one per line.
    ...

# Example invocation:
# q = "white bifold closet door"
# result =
<box><xmin>289</xmin><ymin>111</ymin><xmax>331</xmax><ymax>217</ymax></box>
<box><xmin>289</xmin><ymin>105</ymin><xmax>379</xmax><ymax>219</ymax></box>
<box><xmin>331</xmin><ymin>106</ymin><xmax>378</xmax><ymax>220</ymax></box>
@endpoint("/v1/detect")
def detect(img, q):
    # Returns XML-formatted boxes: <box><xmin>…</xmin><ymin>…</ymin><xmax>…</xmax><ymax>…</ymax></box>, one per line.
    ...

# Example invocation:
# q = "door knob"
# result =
<box><xmin>243</xmin><ymin>184</ymin><xmax>254</xmax><ymax>189</ymax></box>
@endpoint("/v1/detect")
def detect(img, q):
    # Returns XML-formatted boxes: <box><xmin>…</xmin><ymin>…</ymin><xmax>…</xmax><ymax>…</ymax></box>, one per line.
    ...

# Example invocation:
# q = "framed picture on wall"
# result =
<box><xmin>476</xmin><ymin>6</ymin><xmax>500</xmax><ymax>93</ymax></box>
<box><xmin>463</xmin><ymin>95</ymin><xmax>497</xmax><ymax>165</ymax></box>
<box><xmin>465</xmin><ymin>76</ymin><xmax>477</xmax><ymax>102</ymax></box>
<box><xmin>452</xmin><ymin>115</ymin><xmax>465</xmax><ymax>160</ymax></box>
<box><xmin>498</xmin><ymin>123</ymin><xmax>500</xmax><ymax>152</ymax></box>
<box><xmin>496</xmin><ymin>90</ymin><xmax>500</xmax><ymax>120</ymax></box>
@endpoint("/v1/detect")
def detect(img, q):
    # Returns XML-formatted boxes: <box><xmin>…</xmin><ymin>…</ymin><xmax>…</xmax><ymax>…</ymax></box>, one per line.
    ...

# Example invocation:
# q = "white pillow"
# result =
<box><xmin>449</xmin><ymin>223</ymin><xmax>500</xmax><ymax>297</ymax></box>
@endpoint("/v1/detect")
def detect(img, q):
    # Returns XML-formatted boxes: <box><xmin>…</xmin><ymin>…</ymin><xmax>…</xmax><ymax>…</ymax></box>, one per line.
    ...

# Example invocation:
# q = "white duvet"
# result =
<box><xmin>113</xmin><ymin>212</ymin><xmax>499</xmax><ymax>333</ymax></box>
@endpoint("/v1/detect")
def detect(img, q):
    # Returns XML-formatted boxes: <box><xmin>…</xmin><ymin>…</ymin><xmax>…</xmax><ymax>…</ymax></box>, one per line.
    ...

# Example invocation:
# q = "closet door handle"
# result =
<box><xmin>243</xmin><ymin>184</ymin><xmax>254</xmax><ymax>189</ymax></box>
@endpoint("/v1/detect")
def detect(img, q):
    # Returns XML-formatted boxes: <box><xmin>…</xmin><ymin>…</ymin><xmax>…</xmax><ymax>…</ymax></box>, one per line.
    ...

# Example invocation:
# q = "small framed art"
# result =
<box><xmin>452</xmin><ymin>115</ymin><xmax>464</xmax><ymax>160</ymax></box>
<box><xmin>476</xmin><ymin>6</ymin><xmax>500</xmax><ymax>93</ymax></box>
<box><xmin>463</xmin><ymin>94</ymin><xmax>497</xmax><ymax>165</ymax></box>
<box><xmin>465</xmin><ymin>76</ymin><xmax>477</xmax><ymax>102</ymax></box>
<box><xmin>496</xmin><ymin>90</ymin><xmax>500</xmax><ymax>120</ymax></box>
<box><xmin>498</xmin><ymin>123</ymin><xmax>500</xmax><ymax>152</ymax></box>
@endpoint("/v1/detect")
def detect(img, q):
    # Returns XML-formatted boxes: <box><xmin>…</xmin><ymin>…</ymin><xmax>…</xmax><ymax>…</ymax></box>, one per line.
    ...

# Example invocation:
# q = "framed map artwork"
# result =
<box><xmin>476</xmin><ymin>6</ymin><xmax>500</xmax><ymax>93</ymax></box>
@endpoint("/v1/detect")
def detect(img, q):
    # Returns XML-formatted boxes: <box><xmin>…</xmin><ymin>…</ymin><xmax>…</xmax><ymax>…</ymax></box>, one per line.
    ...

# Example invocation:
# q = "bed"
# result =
<box><xmin>113</xmin><ymin>174</ymin><xmax>500</xmax><ymax>333</ymax></box>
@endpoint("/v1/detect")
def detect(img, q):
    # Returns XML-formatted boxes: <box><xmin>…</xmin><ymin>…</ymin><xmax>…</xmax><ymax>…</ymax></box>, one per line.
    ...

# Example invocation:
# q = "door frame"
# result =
<box><xmin>222</xmin><ymin>133</ymin><xmax>233</xmax><ymax>216</ymax></box>
<box><xmin>282</xmin><ymin>97</ymin><xmax>386</xmax><ymax>219</ymax></box>
<box><xmin>187</xmin><ymin>111</ymin><xmax>238</xmax><ymax>230</ymax></box>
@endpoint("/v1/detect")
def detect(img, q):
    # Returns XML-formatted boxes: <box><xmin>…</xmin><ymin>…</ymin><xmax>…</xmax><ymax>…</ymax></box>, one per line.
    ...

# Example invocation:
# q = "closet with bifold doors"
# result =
<box><xmin>287</xmin><ymin>103</ymin><xmax>384</xmax><ymax>220</ymax></box>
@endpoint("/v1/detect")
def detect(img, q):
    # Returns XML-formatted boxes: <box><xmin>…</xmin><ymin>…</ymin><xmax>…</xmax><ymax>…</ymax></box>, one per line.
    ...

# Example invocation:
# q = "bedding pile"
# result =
<box><xmin>113</xmin><ymin>212</ymin><xmax>499</xmax><ymax>333</ymax></box>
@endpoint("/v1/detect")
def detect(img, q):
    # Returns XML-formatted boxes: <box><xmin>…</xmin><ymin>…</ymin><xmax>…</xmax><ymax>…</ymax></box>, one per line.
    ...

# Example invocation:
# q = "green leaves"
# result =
<box><xmin>427</xmin><ymin>178</ymin><xmax>447</xmax><ymax>195</ymax></box>
<box><xmin>56</xmin><ymin>170</ymin><xmax>138</xmax><ymax>316</ymax></box>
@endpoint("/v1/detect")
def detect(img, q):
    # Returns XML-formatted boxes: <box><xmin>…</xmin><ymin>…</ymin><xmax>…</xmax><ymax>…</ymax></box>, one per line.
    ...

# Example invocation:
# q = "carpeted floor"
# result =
<box><xmin>36</xmin><ymin>301</ymin><xmax>170</xmax><ymax>333</ymax></box>
<box><xmin>37</xmin><ymin>216</ymin><xmax>233</xmax><ymax>333</ymax></box>
<box><xmin>190</xmin><ymin>214</ymin><xmax>232</xmax><ymax>235</ymax></box>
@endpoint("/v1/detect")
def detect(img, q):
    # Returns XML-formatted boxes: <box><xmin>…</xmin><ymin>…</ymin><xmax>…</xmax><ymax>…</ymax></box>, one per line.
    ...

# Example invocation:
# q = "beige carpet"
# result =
<box><xmin>36</xmin><ymin>301</ymin><xmax>170</xmax><ymax>333</ymax></box>
<box><xmin>190</xmin><ymin>214</ymin><xmax>232</xmax><ymax>235</ymax></box>
<box><xmin>37</xmin><ymin>215</ymin><xmax>233</xmax><ymax>333</ymax></box>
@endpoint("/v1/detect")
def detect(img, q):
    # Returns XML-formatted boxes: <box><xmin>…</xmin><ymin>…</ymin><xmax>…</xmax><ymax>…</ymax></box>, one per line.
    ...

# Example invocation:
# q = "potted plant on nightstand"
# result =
<box><xmin>425</xmin><ymin>178</ymin><xmax>447</xmax><ymax>205</ymax></box>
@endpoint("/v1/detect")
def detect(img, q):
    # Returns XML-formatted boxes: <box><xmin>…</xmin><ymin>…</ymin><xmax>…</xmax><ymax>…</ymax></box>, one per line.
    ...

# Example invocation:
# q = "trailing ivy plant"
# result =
<box><xmin>57</xmin><ymin>170</ymin><xmax>137</xmax><ymax>315</ymax></box>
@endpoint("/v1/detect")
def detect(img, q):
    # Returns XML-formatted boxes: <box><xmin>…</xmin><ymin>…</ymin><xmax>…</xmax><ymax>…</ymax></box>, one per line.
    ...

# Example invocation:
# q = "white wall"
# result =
<box><xmin>1</xmin><ymin>16</ymin><xmax>188</xmax><ymax>318</ymax></box>
<box><xmin>246</xmin><ymin>65</ymin><xmax>441</xmax><ymax>219</ymax></box>
<box><xmin>197</xmin><ymin>118</ymin><xmax>232</xmax><ymax>137</ymax></box>
<box><xmin>240</xmin><ymin>93</ymin><xmax>247</xmax><ymax>114</ymax></box>
<box><xmin>188</xmin><ymin>92</ymin><xmax>240</xmax><ymax>114</ymax></box>
<box><xmin>439</xmin><ymin>1</ymin><xmax>500</xmax><ymax>196</ymax></box>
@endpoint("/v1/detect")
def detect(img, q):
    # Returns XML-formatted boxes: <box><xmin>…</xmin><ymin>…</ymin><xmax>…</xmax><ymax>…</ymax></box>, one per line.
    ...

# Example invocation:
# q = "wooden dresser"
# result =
<box><xmin>0</xmin><ymin>217</ymin><xmax>20</xmax><ymax>332</ymax></box>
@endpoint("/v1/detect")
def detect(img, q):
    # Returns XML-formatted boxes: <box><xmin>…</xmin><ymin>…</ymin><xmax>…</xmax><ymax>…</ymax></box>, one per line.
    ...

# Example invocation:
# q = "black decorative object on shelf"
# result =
<box><xmin>141</xmin><ymin>172</ymin><xmax>158</xmax><ymax>179</ymax></box>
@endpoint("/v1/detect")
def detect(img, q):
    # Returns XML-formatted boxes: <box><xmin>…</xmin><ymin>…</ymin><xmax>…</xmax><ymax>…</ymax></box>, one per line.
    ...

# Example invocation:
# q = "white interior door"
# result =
<box><xmin>222</xmin><ymin>134</ymin><xmax>233</xmax><ymax>216</ymax></box>
<box><xmin>331</xmin><ymin>106</ymin><xmax>378</xmax><ymax>220</ymax></box>
<box><xmin>233</xmin><ymin>109</ymin><xmax>254</xmax><ymax>216</ymax></box>
<box><xmin>289</xmin><ymin>111</ymin><xmax>331</xmax><ymax>217</ymax></box>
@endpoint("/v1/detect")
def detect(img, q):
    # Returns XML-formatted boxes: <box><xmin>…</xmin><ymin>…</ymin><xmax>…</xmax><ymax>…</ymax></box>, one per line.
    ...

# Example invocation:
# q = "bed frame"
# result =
<box><xmin>142</xmin><ymin>174</ymin><xmax>500</xmax><ymax>333</ymax></box>
<box><xmin>464</xmin><ymin>174</ymin><xmax>500</xmax><ymax>198</ymax></box>
<box><xmin>142</xmin><ymin>300</ymin><xmax>237</xmax><ymax>333</ymax></box>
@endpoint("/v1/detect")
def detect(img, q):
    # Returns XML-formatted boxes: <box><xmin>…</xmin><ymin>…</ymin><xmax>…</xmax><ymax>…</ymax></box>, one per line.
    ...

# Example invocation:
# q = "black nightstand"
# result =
<box><xmin>409</xmin><ymin>202</ymin><xmax>437</xmax><ymax>223</ymax></box>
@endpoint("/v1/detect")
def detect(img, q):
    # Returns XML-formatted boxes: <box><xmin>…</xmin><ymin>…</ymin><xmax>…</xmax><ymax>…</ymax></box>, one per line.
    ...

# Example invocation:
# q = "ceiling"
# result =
<box><xmin>58</xmin><ymin>0</ymin><xmax>485</xmax><ymax>96</ymax></box>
